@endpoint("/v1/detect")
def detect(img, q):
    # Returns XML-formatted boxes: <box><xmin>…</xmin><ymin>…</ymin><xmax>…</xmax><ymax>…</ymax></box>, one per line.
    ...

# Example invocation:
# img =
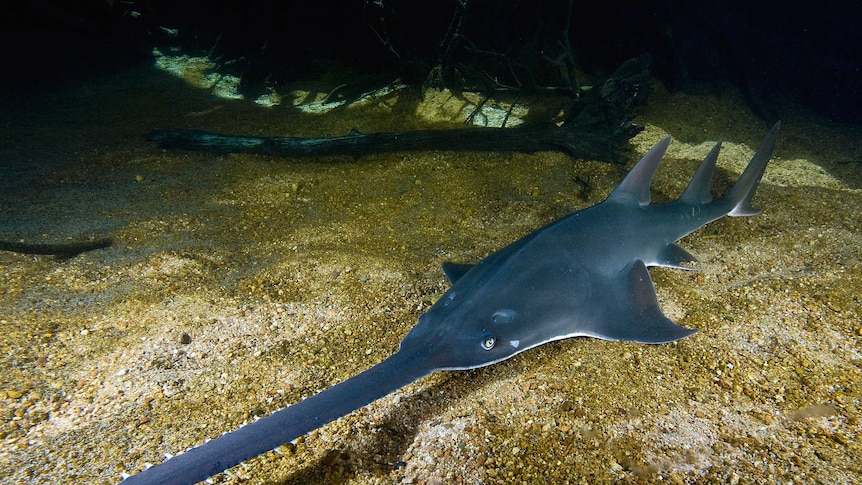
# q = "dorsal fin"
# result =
<box><xmin>679</xmin><ymin>142</ymin><xmax>721</xmax><ymax>205</ymax></box>
<box><xmin>607</xmin><ymin>136</ymin><xmax>671</xmax><ymax>206</ymax></box>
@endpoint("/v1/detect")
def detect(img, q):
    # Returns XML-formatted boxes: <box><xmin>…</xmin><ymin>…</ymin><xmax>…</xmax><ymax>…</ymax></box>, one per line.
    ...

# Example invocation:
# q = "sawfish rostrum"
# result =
<box><xmin>123</xmin><ymin>123</ymin><xmax>780</xmax><ymax>484</ymax></box>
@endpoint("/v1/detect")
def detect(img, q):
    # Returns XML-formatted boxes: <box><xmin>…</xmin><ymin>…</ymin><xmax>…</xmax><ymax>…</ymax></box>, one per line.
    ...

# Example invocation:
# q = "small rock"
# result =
<box><xmin>832</xmin><ymin>432</ymin><xmax>849</xmax><ymax>445</ymax></box>
<box><xmin>322</xmin><ymin>449</ymin><xmax>340</xmax><ymax>466</ymax></box>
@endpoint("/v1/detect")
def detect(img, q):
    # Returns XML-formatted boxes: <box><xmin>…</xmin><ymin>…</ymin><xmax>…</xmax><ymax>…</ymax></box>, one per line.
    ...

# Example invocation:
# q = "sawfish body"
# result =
<box><xmin>122</xmin><ymin>123</ymin><xmax>779</xmax><ymax>484</ymax></box>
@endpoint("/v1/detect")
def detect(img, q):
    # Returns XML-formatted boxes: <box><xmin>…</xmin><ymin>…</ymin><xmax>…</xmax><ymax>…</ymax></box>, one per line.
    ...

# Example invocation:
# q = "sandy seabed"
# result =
<box><xmin>0</xmin><ymin>64</ymin><xmax>860</xmax><ymax>484</ymax></box>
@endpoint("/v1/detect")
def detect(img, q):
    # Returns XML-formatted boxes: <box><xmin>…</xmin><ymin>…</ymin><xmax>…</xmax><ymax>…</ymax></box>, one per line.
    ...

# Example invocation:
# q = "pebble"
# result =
<box><xmin>831</xmin><ymin>433</ymin><xmax>849</xmax><ymax>445</ymax></box>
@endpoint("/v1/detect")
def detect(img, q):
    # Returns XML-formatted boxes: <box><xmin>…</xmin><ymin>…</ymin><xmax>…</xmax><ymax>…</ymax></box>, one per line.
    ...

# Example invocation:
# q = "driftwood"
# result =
<box><xmin>148</xmin><ymin>124</ymin><xmax>622</xmax><ymax>163</ymax></box>
<box><xmin>0</xmin><ymin>238</ymin><xmax>112</xmax><ymax>259</ymax></box>
<box><xmin>146</xmin><ymin>56</ymin><xmax>652</xmax><ymax>164</ymax></box>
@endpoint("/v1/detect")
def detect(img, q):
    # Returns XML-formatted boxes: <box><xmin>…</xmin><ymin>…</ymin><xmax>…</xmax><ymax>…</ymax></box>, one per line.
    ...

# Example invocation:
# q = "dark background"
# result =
<box><xmin>0</xmin><ymin>0</ymin><xmax>859</xmax><ymax>123</ymax></box>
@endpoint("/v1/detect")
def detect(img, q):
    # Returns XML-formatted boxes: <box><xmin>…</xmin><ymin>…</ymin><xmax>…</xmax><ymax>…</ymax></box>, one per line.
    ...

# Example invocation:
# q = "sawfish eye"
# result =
<box><xmin>480</xmin><ymin>335</ymin><xmax>496</xmax><ymax>350</ymax></box>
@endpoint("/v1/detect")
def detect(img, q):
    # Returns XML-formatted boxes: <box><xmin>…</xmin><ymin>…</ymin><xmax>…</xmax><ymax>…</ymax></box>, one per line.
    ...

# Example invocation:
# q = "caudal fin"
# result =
<box><xmin>725</xmin><ymin>122</ymin><xmax>781</xmax><ymax>217</ymax></box>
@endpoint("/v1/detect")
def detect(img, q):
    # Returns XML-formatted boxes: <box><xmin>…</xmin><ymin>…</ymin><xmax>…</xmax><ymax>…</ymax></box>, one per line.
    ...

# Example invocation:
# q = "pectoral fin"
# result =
<box><xmin>441</xmin><ymin>262</ymin><xmax>474</xmax><ymax>284</ymax></box>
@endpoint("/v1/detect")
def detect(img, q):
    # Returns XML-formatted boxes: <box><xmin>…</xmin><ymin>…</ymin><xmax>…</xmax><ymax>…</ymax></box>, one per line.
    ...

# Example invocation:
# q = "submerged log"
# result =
<box><xmin>149</xmin><ymin>123</ymin><xmax>623</xmax><ymax>163</ymax></box>
<box><xmin>146</xmin><ymin>56</ymin><xmax>652</xmax><ymax>164</ymax></box>
<box><xmin>0</xmin><ymin>238</ymin><xmax>112</xmax><ymax>259</ymax></box>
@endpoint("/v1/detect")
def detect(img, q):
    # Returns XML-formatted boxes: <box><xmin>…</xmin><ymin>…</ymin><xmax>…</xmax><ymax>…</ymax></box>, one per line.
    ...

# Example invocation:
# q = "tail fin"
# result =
<box><xmin>725</xmin><ymin>122</ymin><xmax>781</xmax><ymax>217</ymax></box>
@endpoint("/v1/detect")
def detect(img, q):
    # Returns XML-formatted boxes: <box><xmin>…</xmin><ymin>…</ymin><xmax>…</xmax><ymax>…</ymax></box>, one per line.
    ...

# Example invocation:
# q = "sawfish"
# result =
<box><xmin>122</xmin><ymin>123</ymin><xmax>780</xmax><ymax>484</ymax></box>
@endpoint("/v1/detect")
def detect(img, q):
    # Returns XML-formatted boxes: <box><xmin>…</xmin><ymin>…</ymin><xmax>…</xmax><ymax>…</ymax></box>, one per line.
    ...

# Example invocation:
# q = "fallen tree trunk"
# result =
<box><xmin>146</xmin><ymin>56</ymin><xmax>652</xmax><ymax>164</ymax></box>
<box><xmin>148</xmin><ymin>123</ymin><xmax>625</xmax><ymax>163</ymax></box>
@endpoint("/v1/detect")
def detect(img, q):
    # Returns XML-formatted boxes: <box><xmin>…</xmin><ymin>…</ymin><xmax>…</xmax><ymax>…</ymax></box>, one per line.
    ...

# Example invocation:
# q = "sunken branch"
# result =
<box><xmin>146</xmin><ymin>56</ymin><xmax>652</xmax><ymax>164</ymax></box>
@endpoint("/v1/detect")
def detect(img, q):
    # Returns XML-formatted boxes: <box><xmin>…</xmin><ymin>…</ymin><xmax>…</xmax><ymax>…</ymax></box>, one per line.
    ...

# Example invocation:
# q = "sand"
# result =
<box><xmin>0</xmin><ymin>63</ymin><xmax>860</xmax><ymax>484</ymax></box>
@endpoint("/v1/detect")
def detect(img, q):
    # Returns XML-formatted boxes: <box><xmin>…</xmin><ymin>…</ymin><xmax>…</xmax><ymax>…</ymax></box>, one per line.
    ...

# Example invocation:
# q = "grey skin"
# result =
<box><xmin>122</xmin><ymin>123</ymin><xmax>780</xmax><ymax>485</ymax></box>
